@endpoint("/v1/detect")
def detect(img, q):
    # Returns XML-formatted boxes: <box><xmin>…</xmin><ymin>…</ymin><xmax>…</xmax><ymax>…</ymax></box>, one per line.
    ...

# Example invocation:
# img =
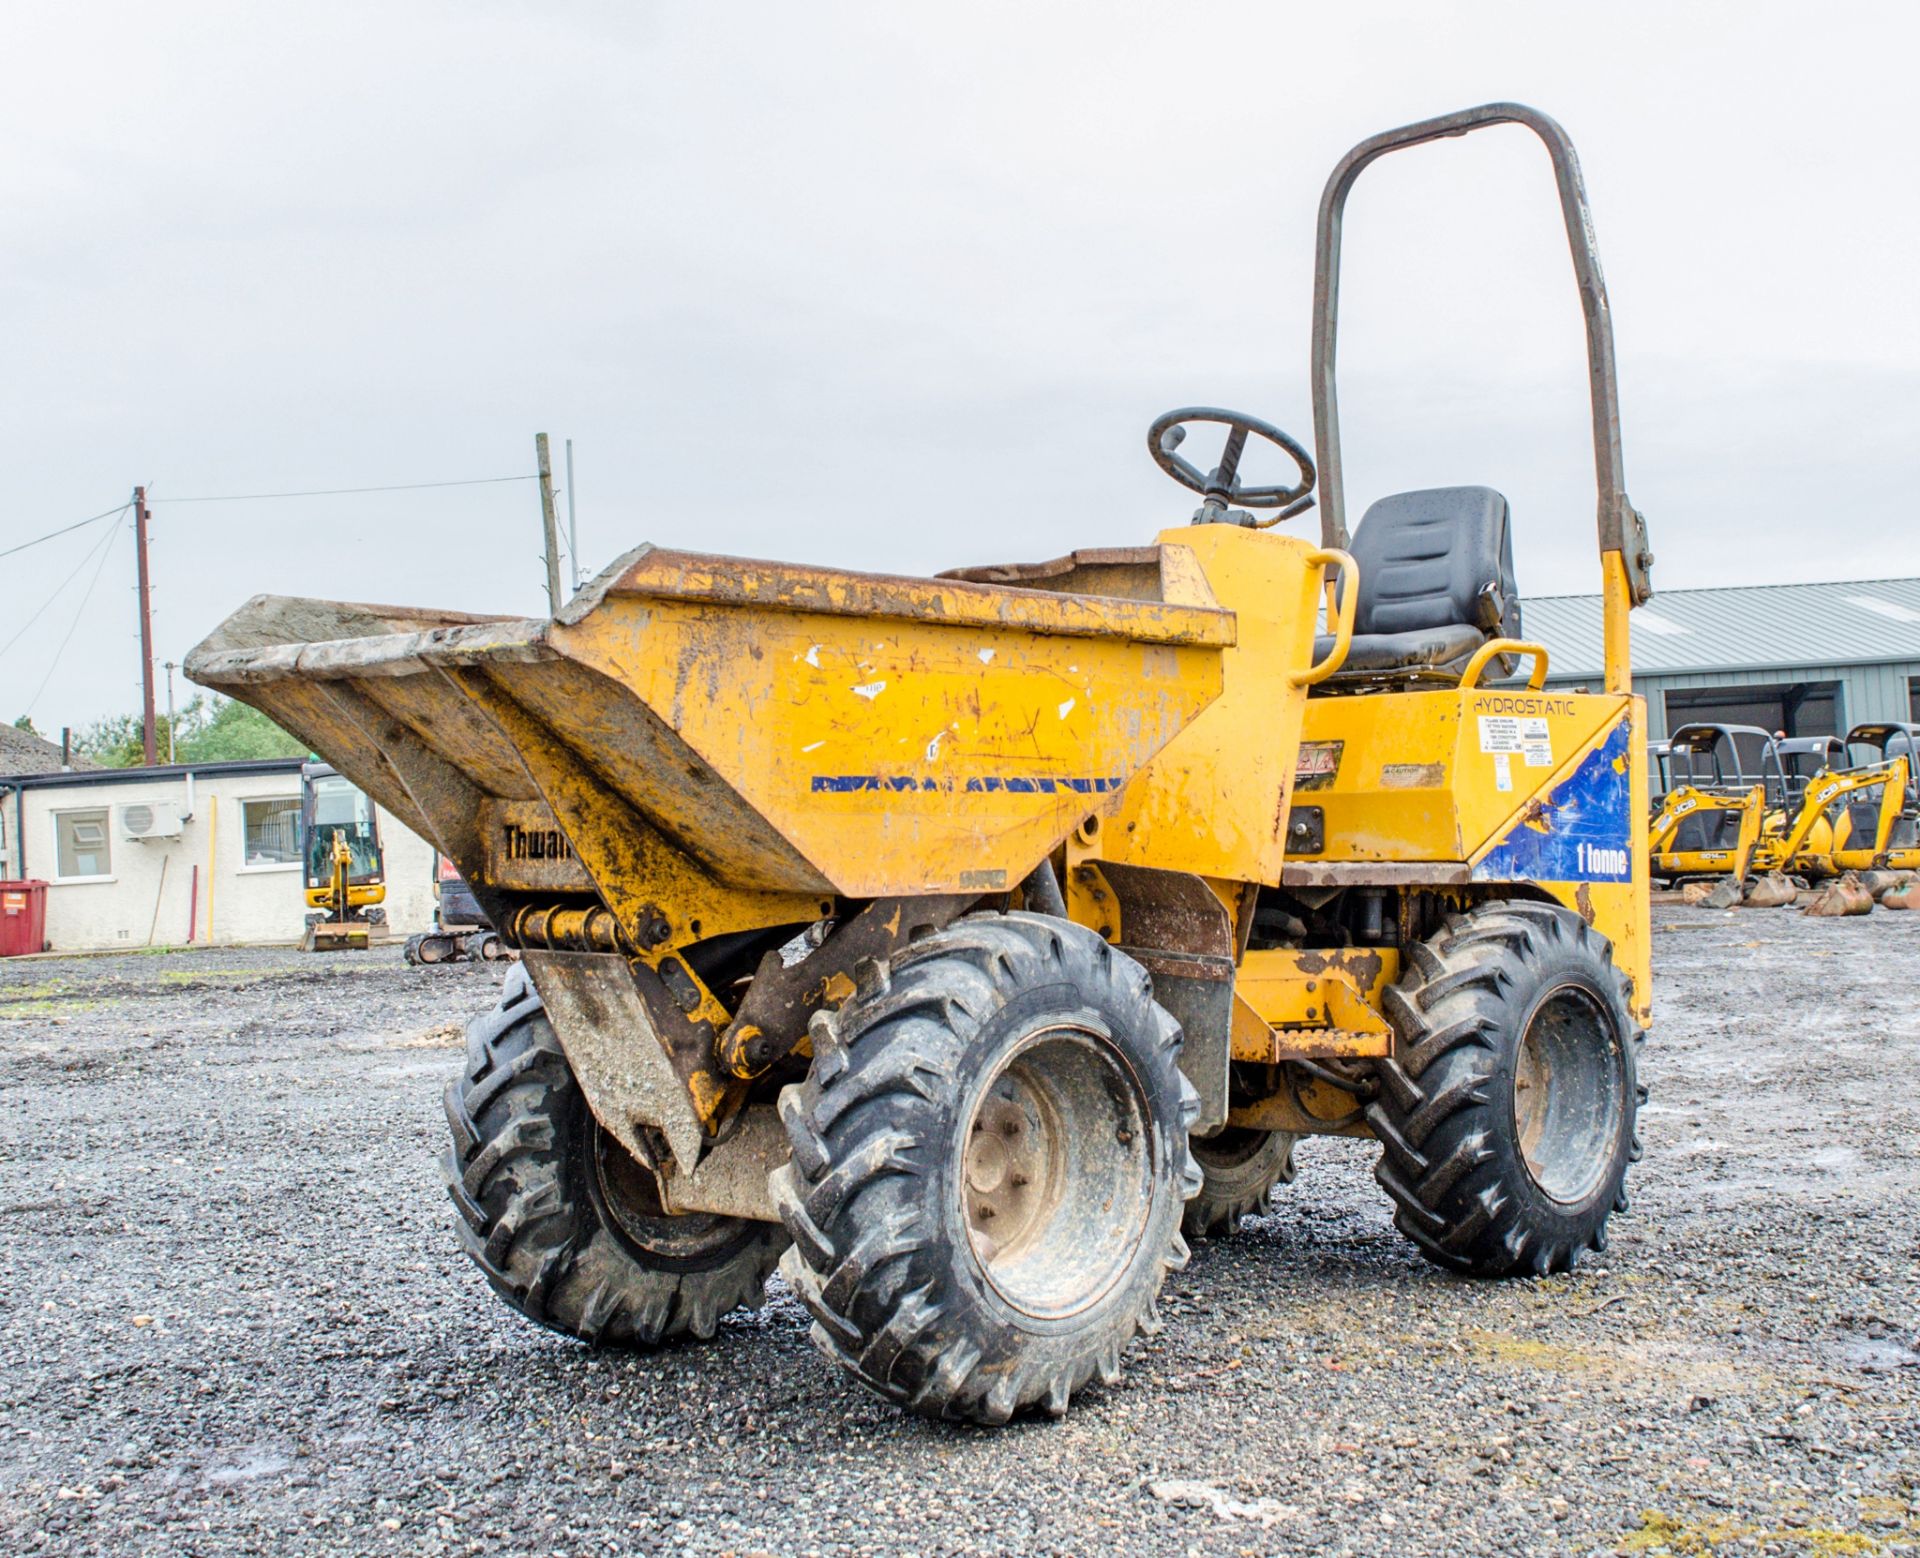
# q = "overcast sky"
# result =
<box><xmin>5</xmin><ymin>2</ymin><xmax>1916</xmax><ymax>729</ymax></box>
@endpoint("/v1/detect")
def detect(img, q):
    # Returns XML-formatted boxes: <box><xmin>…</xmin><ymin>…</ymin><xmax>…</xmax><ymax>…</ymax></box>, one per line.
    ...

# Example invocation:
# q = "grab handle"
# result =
<box><xmin>1460</xmin><ymin>638</ymin><xmax>1551</xmax><ymax>690</ymax></box>
<box><xmin>1290</xmin><ymin>547</ymin><xmax>1358</xmax><ymax>687</ymax></box>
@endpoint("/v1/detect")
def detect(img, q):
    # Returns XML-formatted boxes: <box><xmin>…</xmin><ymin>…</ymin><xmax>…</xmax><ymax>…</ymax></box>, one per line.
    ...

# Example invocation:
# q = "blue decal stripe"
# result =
<box><xmin>814</xmin><ymin>774</ymin><xmax>1123</xmax><ymax>795</ymax></box>
<box><xmin>1472</xmin><ymin>720</ymin><xmax>1635</xmax><ymax>884</ymax></box>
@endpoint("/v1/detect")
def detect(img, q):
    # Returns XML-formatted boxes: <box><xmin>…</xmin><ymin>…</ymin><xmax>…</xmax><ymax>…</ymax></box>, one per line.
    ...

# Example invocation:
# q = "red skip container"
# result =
<box><xmin>0</xmin><ymin>880</ymin><xmax>49</xmax><ymax>957</ymax></box>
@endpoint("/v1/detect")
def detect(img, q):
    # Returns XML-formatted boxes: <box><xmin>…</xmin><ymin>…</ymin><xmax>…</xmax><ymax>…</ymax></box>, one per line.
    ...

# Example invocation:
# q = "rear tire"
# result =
<box><xmin>1182</xmin><ymin>1127</ymin><xmax>1297</xmax><ymax>1239</ymax></box>
<box><xmin>443</xmin><ymin>966</ymin><xmax>787</xmax><ymax>1345</ymax></box>
<box><xmin>1367</xmin><ymin>901</ymin><xmax>1642</xmax><ymax>1277</ymax></box>
<box><xmin>771</xmin><ymin>912</ymin><xmax>1201</xmax><ymax>1423</ymax></box>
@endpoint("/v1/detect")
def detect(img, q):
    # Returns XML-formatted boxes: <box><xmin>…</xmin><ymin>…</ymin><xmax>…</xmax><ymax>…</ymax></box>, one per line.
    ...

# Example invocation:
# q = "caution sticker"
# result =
<box><xmin>1479</xmin><ymin>715</ymin><xmax>1553</xmax><ymax>769</ymax></box>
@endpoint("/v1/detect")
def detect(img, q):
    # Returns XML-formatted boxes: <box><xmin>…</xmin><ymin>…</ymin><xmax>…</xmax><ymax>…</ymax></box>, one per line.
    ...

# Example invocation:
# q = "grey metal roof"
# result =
<box><xmin>1525</xmin><ymin>577</ymin><xmax>1920</xmax><ymax>682</ymax></box>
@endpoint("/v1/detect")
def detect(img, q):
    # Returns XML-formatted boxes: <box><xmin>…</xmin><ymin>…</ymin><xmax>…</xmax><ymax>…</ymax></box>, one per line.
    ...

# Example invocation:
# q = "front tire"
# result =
<box><xmin>443</xmin><ymin>966</ymin><xmax>787</xmax><ymax>1345</ymax></box>
<box><xmin>771</xmin><ymin>912</ymin><xmax>1201</xmax><ymax>1423</ymax></box>
<box><xmin>1367</xmin><ymin>901</ymin><xmax>1642</xmax><ymax>1277</ymax></box>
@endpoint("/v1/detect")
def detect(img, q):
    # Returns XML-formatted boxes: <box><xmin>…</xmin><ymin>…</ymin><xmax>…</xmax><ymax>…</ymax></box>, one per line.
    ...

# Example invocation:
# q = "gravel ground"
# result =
<box><xmin>2</xmin><ymin>907</ymin><xmax>1917</xmax><ymax>1557</ymax></box>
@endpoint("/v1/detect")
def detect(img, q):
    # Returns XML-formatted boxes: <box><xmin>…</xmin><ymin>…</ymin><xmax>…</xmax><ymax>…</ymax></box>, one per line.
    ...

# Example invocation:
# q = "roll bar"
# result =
<box><xmin>1309</xmin><ymin>102</ymin><xmax>1655</xmax><ymax>607</ymax></box>
<box><xmin>1665</xmin><ymin>723</ymin><xmax>1782</xmax><ymax>792</ymax></box>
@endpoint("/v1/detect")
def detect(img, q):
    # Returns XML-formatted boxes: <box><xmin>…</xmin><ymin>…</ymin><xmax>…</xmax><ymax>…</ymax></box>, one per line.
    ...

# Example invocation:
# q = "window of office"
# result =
<box><xmin>55</xmin><ymin>809</ymin><xmax>111</xmax><ymax>879</ymax></box>
<box><xmin>242</xmin><ymin>796</ymin><xmax>301</xmax><ymax>868</ymax></box>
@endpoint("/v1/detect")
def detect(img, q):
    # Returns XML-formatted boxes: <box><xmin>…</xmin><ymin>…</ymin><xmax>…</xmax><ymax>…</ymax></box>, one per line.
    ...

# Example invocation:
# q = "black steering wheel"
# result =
<box><xmin>1147</xmin><ymin>406</ymin><xmax>1316</xmax><ymax>526</ymax></box>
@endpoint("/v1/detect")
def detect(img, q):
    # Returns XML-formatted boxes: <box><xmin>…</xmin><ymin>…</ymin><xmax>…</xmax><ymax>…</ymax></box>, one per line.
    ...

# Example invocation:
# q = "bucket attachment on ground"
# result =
<box><xmin>1740</xmin><ymin>873</ymin><xmax>1799</xmax><ymax>909</ymax></box>
<box><xmin>1696</xmin><ymin>876</ymin><xmax>1743</xmax><ymax>910</ymax></box>
<box><xmin>1803</xmin><ymin>872</ymin><xmax>1875</xmax><ymax>916</ymax></box>
<box><xmin>302</xmin><ymin>919</ymin><xmax>370</xmax><ymax>951</ymax></box>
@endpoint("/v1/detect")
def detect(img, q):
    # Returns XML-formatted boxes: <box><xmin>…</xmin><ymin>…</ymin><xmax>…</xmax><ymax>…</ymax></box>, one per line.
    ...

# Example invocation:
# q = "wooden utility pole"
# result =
<box><xmin>536</xmin><ymin>433</ymin><xmax>562</xmax><ymax>616</ymax></box>
<box><xmin>133</xmin><ymin>485</ymin><xmax>158</xmax><ymax>766</ymax></box>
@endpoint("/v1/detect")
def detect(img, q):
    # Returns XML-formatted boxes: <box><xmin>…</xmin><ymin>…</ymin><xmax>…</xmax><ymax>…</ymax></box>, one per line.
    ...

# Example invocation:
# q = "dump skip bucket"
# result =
<box><xmin>188</xmin><ymin>543</ymin><xmax>1236</xmax><ymax>908</ymax></box>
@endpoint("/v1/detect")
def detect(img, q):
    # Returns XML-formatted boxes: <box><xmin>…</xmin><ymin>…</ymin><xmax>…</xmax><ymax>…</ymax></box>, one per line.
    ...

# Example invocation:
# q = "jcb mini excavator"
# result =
<box><xmin>1752</xmin><ymin>735</ymin><xmax>1913</xmax><ymax>880</ymax></box>
<box><xmin>190</xmin><ymin>104</ymin><xmax>1655</xmax><ymax>1424</ymax></box>
<box><xmin>1646</xmin><ymin>723</ymin><xmax>1769</xmax><ymax>887</ymax></box>
<box><xmin>1838</xmin><ymin>724</ymin><xmax>1920</xmax><ymax>873</ymax></box>
<box><xmin>299</xmin><ymin>762</ymin><xmax>386</xmax><ymax>951</ymax></box>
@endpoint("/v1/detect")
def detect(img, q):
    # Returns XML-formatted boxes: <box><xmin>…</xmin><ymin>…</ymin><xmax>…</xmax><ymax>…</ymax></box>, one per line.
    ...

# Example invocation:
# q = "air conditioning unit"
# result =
<box><xmin>121</xmin><ymin>800</ymin><xmax>185</xmax><ymax>841</ymax></box>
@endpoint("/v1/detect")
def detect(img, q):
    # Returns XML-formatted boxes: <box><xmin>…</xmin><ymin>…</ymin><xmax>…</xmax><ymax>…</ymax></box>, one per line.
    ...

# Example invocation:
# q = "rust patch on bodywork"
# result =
<box><xmin>1292</xmin><ymin>946</ymin><xmax>1386</xmax><ymax>987</ymax></box>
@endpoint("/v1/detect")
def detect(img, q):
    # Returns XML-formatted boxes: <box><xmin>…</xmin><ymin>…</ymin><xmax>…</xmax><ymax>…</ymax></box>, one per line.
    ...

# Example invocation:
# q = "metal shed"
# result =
<box><xmin>1524</xmin><ymin>577</ymin><xmax>1920</xmax><ymax>741</ymax></box>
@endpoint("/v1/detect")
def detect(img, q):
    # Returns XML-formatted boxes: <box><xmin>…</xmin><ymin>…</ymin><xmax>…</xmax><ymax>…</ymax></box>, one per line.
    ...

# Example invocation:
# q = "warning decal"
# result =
<box><xmin>1478</xmin><ymin>715</ymin><xmax>1554</xmax><ymax>768</ymax></box>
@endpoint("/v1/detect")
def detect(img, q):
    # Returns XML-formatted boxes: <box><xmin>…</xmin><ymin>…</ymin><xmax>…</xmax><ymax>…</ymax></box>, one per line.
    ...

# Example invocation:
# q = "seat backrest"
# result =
<box><xmin>1344</xmin><ymin>486</ymin><xmax>1520</xmax><ymax>641</ymax></box>
<box><xmin>1673</xmin><ymin>808</ymin><xmax>1743</xmax><ymax>854</ymax></box>
<box><xmin>1845</xmin><ymin>801</ymin><xmax>1882</xmax><ymax>843</ymax></box>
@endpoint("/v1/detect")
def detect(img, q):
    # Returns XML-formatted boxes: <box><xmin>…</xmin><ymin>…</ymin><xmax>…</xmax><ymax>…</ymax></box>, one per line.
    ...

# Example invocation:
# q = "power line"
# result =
<box><xmin>5</xmin><ymin>472</ymin><xmax>535</xmax><ymax>552</ymax></box>
<box><xmin>24</xmin><ymin>512</ymin><xmax>128</xmax><ymax>718</ymax></box>
<box><xmin>0</xmin><ymin>501</ymin><xmax>131</xmax><ymax>561</ymax></box>
<box><xmin>0</xmin><ymin>511</ymin><xmax>130</xmax><ymax>664</ymax></box>
<box><xmin>160</xmin><ymin>473</ymin><xmax>537</xmax><ymax>503</ymax></box>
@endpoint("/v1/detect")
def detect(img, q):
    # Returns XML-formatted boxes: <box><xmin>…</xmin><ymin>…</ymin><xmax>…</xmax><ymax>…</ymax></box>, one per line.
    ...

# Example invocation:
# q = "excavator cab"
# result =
<box><xmin>1647</xmin><ymin>723</ymin><xmax>1773</xmax><ymax>885</ymax></box>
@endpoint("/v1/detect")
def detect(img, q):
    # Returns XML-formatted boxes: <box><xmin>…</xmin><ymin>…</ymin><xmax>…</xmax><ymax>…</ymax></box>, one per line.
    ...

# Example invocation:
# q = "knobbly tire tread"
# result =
<box><xmin>443</xmin><ymin>965</ymin><xmax>786</xmax><ymax>1346</ymax></box>
<box><xmin>1182</xmin><ymin>1128</ymin><xmax>1298</xmax><ymax>1239</ymax></box>
<box><xmin>1366</xmin><ymin>900</ymin><xmax>1644</xmax><ymax>1277</ymax></box>
<box><xmin>771</xmin><ymin>912</ymin><xmax>1202</xmax><ymax>1424</ymax></box>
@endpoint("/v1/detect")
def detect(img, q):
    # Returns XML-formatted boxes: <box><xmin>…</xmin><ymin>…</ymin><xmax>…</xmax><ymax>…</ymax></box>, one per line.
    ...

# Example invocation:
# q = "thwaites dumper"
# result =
<box><xmin>188</xmin><ymin>105</ymin><xmax>1656</xmax><ymax>1424</ymax></box>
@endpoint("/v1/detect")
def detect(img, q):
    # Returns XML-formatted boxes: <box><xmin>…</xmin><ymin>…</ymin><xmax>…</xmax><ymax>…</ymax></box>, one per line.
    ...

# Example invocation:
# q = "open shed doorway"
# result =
<box><xmin>1663</xmin><ymin>681</ymin><xmax>1842</xmax><ymax>739</ymax></box>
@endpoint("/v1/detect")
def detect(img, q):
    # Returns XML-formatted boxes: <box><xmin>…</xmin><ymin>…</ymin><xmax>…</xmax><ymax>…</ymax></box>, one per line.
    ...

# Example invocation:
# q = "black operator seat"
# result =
<box><xmin>1311</xmin><ymin>486</ymin><xmax>1521</xmax><ymax>683</ymax></box>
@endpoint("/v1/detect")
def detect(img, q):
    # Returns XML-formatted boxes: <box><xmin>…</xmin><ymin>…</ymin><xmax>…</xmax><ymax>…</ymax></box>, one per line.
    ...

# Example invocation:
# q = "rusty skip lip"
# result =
<box><xmin>192</xmin><ymin>618</ymin><xmax>557</xmax><ymax>688</ymax></box>
<box><xmin>577</xmin><ymin>544</ymin><xmax>1238</xmax><ymax>649</ymax></box>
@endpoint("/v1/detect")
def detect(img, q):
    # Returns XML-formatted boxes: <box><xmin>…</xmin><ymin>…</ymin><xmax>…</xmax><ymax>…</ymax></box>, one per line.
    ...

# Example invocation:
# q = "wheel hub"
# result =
<box><xmin>966</xmin><ymin>1093</ymin><xmax>1044</xmax><ymax>1248</ymax></box>
<box><xmin>1512</xmin><ymin>983</ymin><xmax>1626</xmax><ymax>1206</ymax></box>
<box><xmin>961</xmin><ymin>1025</ymin><xmax>1153</xmax><ymax>1321</ymax></box>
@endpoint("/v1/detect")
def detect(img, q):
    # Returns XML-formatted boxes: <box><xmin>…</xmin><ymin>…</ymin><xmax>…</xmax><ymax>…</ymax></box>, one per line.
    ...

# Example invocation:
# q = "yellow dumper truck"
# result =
<box><xmin>188</xmin><ymin>104</ymin><xmax>1654</xmax><ymax>1424</ymax></box>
